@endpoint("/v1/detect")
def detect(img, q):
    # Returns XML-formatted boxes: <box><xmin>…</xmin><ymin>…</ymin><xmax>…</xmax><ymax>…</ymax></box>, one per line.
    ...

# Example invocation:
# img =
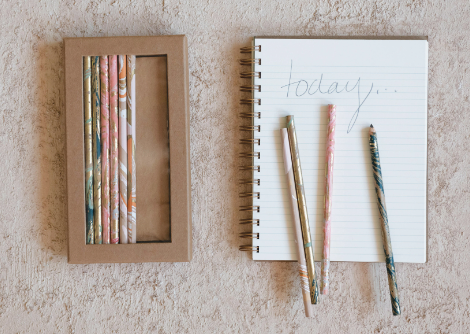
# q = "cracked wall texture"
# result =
<box><xmin>0</xmin><ymin>0</ymin><xmax>469</xmax><ymax>333</ymax></box>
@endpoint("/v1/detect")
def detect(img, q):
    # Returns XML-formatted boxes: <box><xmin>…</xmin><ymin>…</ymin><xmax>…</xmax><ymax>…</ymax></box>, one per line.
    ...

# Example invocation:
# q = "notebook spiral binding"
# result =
<box><xmin>238</xmin><ymin>45</ymin><xmax>261</xmax><ymax>253</ymax></box>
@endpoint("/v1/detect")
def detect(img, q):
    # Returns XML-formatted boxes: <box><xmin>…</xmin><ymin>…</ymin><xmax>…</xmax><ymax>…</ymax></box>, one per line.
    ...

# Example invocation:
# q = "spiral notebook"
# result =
<box><xmin>239</xmin><ymin>37</ymin><xmax>428</xmax><ymax>263</ymax></box>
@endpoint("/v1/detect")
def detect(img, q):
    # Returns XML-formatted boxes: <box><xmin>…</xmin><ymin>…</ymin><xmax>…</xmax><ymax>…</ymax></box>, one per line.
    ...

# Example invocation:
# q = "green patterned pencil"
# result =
<box><xmin>369</xmin><ymin>124</ymin><xmax>401</xmax><ymax>316</ymax></box>
<box><xmin>83</xmin><ymin>56</ymin><xmax>94</xmax><ymax>244</ymax></box>
<box><xmin>92</xmin><ymin>56</ymin><xmax>102</xmax><ymax>244</ymax></box>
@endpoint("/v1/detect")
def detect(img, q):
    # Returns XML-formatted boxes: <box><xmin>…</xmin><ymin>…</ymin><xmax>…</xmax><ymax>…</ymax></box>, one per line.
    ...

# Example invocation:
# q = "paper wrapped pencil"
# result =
<box><xmin>118</xmin><ymin>55</ymin><xmax>128</xmax><ymax>244</ymax></box>
<box><xmin>101</xmin><ymin>56</ymin><xmax>111</xmax><ymax>244</ymax></box>
<box><xmin>286</xmin><ymin>115</ymin><xmax>319</xmax><ymax>305</ymax></box>
<box><xmin>127</xmin><ymin>55</ymin><xmax>137</xmax><ymax>243</ymax></box>
<box><xmin>321</xmin><ymin>104</ymin><xmax>336</xmax><ymax>294</ymax></box>
<box><xmin>83</xmin><ymin>56</ymin><xmax>94</xmax><ymax>244</ymax></box>
<box><xmin>280</xmin><ymin>128</ymin><xmax>314</xmax><ymax>317</ymax></box>
<box><xmin>109</xmin><ymin>55</ymin><xmax>119</xmax><ymax>244</ymax></box>
<box><xmin>369</xmin><ymin>124</ymin><xmax>401</xmax><ymax>316</ymax></box>
<box><xmin>92</xmin><ymin>56</ymin><xmax>102</xmax><ymax>244</ymax></box>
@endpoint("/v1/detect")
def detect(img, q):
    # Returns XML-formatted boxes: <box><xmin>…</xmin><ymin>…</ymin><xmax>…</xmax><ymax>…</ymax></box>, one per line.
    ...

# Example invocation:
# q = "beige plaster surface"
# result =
<box><xmin>0</xmin><ymin>0</ymin><xmax>469</xmax><ymax>333</ymax></box>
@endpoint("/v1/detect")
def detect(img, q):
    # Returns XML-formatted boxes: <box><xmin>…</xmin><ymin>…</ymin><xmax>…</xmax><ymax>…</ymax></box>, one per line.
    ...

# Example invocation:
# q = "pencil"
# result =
<box><xmin>109</xmin><ymin>55</ymin><xmax>119</xmax><ymax>244</ymax></box>
<box><xmin>321</xmin><ymin>104</ymin><xmax>336</xmax><ymax>295</ymax></box>
<box><xmin>286</xmin><ymin>115</ymin><xmax>319</xmax><ymax>305</ymax></box>
<box><xmin>280</xmin><ymin>128</ymin><xmax>314</xmax><ymax>317</ymax></box>
<box><xmin>369</xmin><ymin>124</ymin><xmax>401</xmax><ymax>316</ymax></box>
<box><xmin>92</xmin><ymin>56</ymin><xmax>102</xmax><ymax>244</ymax></box>
<box><xmin>100</xmin><ymin>55</ymin><xmax>110</xmax><ymax>244</ymax></box>
<box><xmin>127</xmin><ymin>55</ymin><xmax>137</xmax><ymax>244</ymax></box>
<box><xmin>83</xmin><ymin>56</ymin><xmax>94</xmax><ymax>244</ymax></box>
<box><xmin>118</xmin><ymin>55</ymin><xmax>128</xmax><ymax>244</ymax></box>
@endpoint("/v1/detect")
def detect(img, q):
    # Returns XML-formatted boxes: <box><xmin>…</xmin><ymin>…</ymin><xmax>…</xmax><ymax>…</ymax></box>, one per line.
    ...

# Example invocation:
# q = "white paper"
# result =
<box><xmin>251</xmin><ymin>38</ymin><xmax>427</xmax><ymax>263</ymax></box>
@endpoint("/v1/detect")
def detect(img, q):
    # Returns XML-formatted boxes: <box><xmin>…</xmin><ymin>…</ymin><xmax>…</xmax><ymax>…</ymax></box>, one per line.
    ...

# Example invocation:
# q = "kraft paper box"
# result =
<box><xmin>64</xmin><ymin>35</ymin><xmax>191</xmax><ymax>263</ymax></box>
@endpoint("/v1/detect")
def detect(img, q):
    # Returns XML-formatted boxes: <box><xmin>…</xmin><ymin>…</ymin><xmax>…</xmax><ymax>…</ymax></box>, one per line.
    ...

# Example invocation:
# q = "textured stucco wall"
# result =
<box><xmin>0</xmin><ymin>0</ymin><xmax>469</xmax><ymax>333</ymax></box>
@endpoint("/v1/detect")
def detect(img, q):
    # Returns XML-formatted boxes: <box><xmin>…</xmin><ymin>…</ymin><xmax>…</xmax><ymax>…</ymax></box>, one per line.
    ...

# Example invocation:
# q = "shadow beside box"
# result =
<box><xmin>65</xmin><ymin>36</ymin><xmax>191</xmax><ymax>263</ymax></box>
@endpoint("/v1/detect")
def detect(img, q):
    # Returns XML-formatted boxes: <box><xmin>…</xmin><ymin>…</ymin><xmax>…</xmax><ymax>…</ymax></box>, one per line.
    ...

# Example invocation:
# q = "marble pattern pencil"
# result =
<box><xmin>83</xmin><ymin>56</ymin><xmax>94</xmax><ymax>244</ymax></box>
<box><xmin>286</xmin><ymin>115</ymin><xmax>319</xmax><ymax>305</ymax></box>
<box><xmin>280</xmin><ymin>128</ymin><xmax>314</xmax><ymax>317</ymax></box>
<box><xmin>92</xmin><ymin>56</ymin><xmax>102</xmax><ymax>244</ymax></box>
<box><xmin>109</xmin><ymin>55</ymin><xmax>119</xmax><ymax>244</ymax></box>
<box><xmin>118</xmin><ymin>55</ymin><xmax>128</xmax><ymax>244</ymax></box>
<box><xmin>127</xmin><ymin>55</ymin><xmax>136</xmax><ymax>244</ymax></box>
<box><xmin>100</xmin><ymin>56</ymin><xmax>110</xmax><ymax>244</ymax></box>
<box><xmin>369</xmin><ymin>124</ymin><xmax>401</xmax><ymax>316</ymax></box>
<box><xmin>321</xmin><ymin>104</ymin><xmax>336</xmax><ymax>295</ymax></box>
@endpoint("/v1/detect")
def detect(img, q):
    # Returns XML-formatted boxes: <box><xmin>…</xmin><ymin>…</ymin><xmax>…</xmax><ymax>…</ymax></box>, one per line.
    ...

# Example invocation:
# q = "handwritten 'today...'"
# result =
<box><xmin>281</xmin><ymin>60</ymin><xmax>378</xmax><ymax>133</ymax></box>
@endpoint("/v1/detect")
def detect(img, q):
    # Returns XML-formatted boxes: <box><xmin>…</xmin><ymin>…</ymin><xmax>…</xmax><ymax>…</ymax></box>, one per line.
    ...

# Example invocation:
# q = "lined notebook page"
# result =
<box><xmin>251</xmin><ymin>38</ymin><xmax>427</xmax><ymax>263</ymax></box>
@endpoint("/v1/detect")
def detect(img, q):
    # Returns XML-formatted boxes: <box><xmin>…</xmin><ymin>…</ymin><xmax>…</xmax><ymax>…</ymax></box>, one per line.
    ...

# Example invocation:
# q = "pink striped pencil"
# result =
<box><xmin>109</xmin><ymin>55</ymin><xmax>119</xmax><ymax>244</ymax></box>
<box><xmin>100</xmin><ymin>56</ymin><xmax>111</xmax><ymax>244</ymax></box>
<box><xmin>321</xmin><ymin>104</ymin><xmax>336</xmax><ymax>294</ymax></box>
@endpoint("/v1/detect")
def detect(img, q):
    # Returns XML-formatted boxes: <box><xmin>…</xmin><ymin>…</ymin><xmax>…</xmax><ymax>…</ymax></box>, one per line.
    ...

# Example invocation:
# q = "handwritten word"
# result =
<box><xmin>281</xmin><ymin>60</ymin><xmax>374</xmax><ymax>133</ymax></box>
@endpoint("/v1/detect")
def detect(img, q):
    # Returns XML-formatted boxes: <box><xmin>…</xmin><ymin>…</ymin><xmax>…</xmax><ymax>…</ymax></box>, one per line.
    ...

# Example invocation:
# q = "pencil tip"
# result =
<box><xmin>370</xmin><ymin>124</ymin><xmax>374</xmax><ymax>128</ymax></box>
